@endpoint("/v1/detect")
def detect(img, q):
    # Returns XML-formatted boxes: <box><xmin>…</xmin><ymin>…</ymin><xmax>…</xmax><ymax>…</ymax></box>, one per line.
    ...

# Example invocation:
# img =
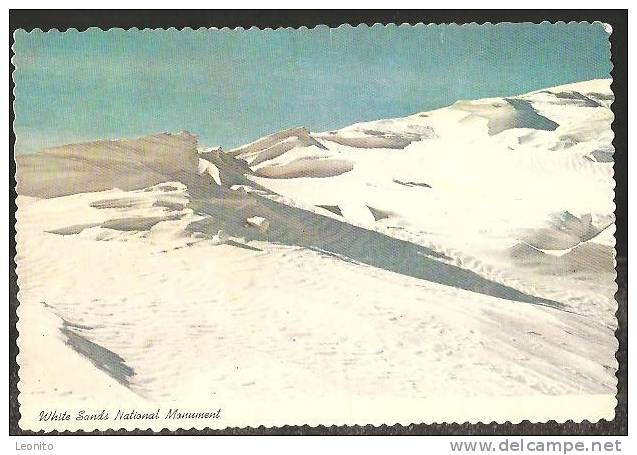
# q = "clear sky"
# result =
<box><xmin>13</xmin><ymin>22</ymin><xmax>611</xmax><ymax>153</ymax></box>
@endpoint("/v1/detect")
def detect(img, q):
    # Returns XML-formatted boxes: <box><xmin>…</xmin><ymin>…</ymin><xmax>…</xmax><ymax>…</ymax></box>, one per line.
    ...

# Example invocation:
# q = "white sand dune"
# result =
<box><xmin>245</xmin><ymin>79</ymin><xmax>615</xmax><ymax>316</ymax></box>
<box><xmin>15</xmin><ymin>79</ymin><xmax>617</xmax><ymax>429</ymax></box>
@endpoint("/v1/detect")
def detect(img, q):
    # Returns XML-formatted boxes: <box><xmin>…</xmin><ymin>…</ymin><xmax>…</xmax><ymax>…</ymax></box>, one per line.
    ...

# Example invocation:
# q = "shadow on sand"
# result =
<box><xmin>185</xmin><ymin>181</ymin><xmax>562</xmax><ymax>309</ymax></box>
<box><xmin>60</xmin><ymin>321</ymin><xmax>134</xmax><ymax>386</ymax></box>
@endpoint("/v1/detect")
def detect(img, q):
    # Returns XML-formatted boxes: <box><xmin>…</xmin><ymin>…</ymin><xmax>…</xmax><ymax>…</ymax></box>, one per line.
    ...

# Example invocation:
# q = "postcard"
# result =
<box><xmin>13</xmin><ymin>22</ymin><xmax>617</xmax><ymax>431</ymax></box>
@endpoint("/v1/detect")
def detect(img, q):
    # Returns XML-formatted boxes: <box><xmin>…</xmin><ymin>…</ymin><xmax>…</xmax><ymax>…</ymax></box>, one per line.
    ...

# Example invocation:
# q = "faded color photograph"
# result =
<box><xmin>13</xmin><ymin>23</ymin><xmax>616</xmax><ymax>430</ymax></box>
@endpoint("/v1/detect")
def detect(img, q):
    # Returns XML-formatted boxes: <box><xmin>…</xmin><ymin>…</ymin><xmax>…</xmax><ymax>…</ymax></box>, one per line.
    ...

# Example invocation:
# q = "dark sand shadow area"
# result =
<box><xmin>185</xmin><ymin>182</ymin><xmax>562</xmax><ymax>309</ymax></box>
<box><xmin>60</xmin><ymin>321</ymin><xmax>134</xmax><ymax>386</ymax></box>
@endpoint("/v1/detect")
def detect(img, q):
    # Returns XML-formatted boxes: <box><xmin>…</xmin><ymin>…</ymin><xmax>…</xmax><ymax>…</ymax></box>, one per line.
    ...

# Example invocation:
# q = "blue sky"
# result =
<box><xmin>13</xmin><ymin>23</ymin><xmax>611</xmax><ymax>153</ymax></box>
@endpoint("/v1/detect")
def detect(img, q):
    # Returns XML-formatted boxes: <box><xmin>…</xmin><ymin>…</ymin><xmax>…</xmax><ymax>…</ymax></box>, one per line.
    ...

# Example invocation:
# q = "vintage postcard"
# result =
<box><xmin>13</xmin><ymin>22</ymin><xmax>617</xmax><ymax>431</ymax></box>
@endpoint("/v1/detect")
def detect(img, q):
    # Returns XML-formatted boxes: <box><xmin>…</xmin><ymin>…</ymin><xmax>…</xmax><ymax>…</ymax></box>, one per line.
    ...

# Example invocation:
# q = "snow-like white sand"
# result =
<box><xmin>16</xmin><ymin>80</ymin><xmax>617</xmax><ymax>430</ymax></box>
